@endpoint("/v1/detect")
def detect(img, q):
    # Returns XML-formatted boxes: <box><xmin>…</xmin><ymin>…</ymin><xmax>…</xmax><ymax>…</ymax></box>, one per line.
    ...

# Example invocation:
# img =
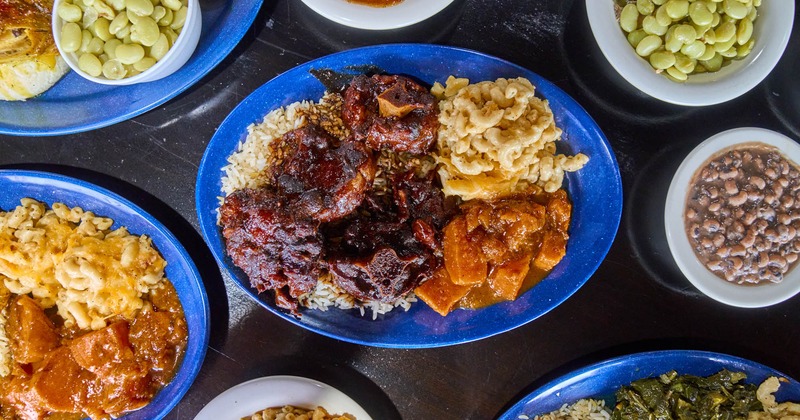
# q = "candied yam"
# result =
<box><xmin>7</xmin><ymin>295</ymin><xmax>59</xmax><ymax>364</ymax></box>
<box><xmin>415</xmin><ymin>268</ymin><xmax>472</xmax><ymax>316</ymax></box>
<box><xmin>28</xmin><ymin>347</ymin><xmax>92</xmax><ymax>414</ymax></box>
<box><xmin>69</xmin><ymin>321</ymin><xmax>137</xmax><ymax>379</ymax></box>
<box><xmin>443</xmin><ymin>217</ymin><xmax>487</xmax><ymax>286</ymax></box>
<box><xmin>487</xmin><ymin>252</ymin><xmax>532</xmax><ymax>301</ymax></box>
<box><xmin>546</xmin><ymin>189</ymin><xmax>572</xmax><ymax>232</ymax></box>
<box><xmin>533</xmin><ymin>230</ymin><xmax>567</xmax><ymax>272</ymax></box>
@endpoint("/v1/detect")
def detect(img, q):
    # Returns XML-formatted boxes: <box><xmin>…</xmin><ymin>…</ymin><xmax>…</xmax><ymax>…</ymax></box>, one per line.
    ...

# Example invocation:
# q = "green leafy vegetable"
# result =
<box><xmin>611</xmin><ymin>369</ymin><xmax>763</xmax><ymax>420</ymax></box>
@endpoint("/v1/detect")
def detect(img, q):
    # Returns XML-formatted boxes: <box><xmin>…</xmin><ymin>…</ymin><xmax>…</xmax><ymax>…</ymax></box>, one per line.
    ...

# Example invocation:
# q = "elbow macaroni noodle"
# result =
<box><xmin>0</xmin><ymin>198</ymin><xmax>168</xmax><ymax>333</ymax></box>
<box><xmin>432</xmin><ymin>76</ymin><xmax>588</xmax><ymax>200</ymax></box>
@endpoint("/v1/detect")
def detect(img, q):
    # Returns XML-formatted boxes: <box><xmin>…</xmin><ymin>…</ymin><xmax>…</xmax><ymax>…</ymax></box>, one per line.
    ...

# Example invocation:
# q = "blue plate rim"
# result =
<box><xmin>0</xmin><ymin>168</ymin><xmax>210</xmax><ymax>419</ymax></box>
<box><xmin>498</xmin><ymin>349</ymin><xmax>799</xmax><ymax>419</ymax></box>
<box><xmin>0</xmin><ymin>0</ymin><xmax>264</xmax><ymax>137</ymax></box>
<box><xmin>196</xmin><ymin>43</ymin><xmax>623</xmax><ymax>348</ymax></box>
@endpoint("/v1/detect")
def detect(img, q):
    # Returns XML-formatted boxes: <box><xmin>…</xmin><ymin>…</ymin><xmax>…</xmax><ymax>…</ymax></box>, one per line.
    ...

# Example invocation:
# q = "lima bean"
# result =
<box><xmin>617</xmin><ymin>0</ymin><xmax>760</xmax><ymax>82</ymax></box>
<box><xmin>57</xmin><ymin>2</ymin><xmax>83</xmax><ymax>23</ymax></box>
<box><xmin>102</xmin><ymin>59</ymin><xmax>126</xmax><ymax>79</ymax></box>
<box><xmin>78</xmin><ymin>53</ymin><xmax>102</xmax><ymax>77</ymax></box>
<box><xmin>115</xmin><ymin>43</ymin><xmax>145</xmax><ymax>64</ymax></box>
<box><xmin>60</xmin><ymin>22</ymin><xmax>82</xmax><ymax>53</ymax></box>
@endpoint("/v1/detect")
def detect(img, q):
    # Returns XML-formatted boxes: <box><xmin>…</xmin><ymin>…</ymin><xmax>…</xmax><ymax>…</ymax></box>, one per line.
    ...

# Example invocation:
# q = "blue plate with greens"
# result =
<box><xmin>499</xmin><ymin>350</ymin><xmax>800</xmax><ymax>419</ymax></box>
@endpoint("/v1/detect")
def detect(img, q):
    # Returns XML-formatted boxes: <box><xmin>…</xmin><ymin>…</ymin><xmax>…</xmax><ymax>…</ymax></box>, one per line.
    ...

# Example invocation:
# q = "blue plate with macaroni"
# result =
<box><xmin>0</xmin><ymin>0</ymin><xmax>263</xmax><ymax>136</ymax></box>
<box><xmin>0</xmin><ymin>169</ymin><xmax>209</xmax><ymax>419</ymax></box>
<box><xmin>195</xmin><ymin>44</ymin><xmax>622</xmax><ymax>348</ymax></box>
<box><xmin>498</xmin><ymin>350</ymin><xmax>800</xmax><ymax>419</ymax></box>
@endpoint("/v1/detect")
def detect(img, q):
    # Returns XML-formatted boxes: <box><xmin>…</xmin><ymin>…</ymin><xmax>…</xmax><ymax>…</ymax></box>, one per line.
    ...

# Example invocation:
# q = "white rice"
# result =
<box><xmin>520</xmin><ymin>399</ymin><xmax>611</xmax><ymax>420</ymax></box>
<box><xmin>218</xmin><ymin>95</ymin><xmax>417</xmax><ymax>319</ymax></box>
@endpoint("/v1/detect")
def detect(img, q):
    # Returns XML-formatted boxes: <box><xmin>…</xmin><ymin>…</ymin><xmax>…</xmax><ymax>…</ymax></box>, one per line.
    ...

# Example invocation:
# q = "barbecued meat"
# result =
<box><xmin>342</xmin><ymin>74</ymin><xmax>438</xmax><ymax>155</ymax></box>
<box><xmin>269</xmin><ymin>124</ymin><xmax>376</xmax><ymax>223</ymax></box>
<box><xmin>219</xmin><ymin>187</ymin><xmax>324</xmax><ymax>314</ymax></box>
<box><xmin>326</xmin><ymin>171</ymin><xmax>452</xmax><ymax>303</ymax></box>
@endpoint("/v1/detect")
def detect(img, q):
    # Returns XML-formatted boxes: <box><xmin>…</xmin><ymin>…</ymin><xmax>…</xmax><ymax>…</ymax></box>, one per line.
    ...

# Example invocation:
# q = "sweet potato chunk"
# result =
<box><xmin>487</xmin><ymin>252</ymin><xmax>533</xmax><ymax>301</ymax></box>
<box><xmin>415</xmin><ymin>268</ymin><xmax>472</xmax><ymax>316</ymax></box>
<box><xmin>7</xmin><ymin>295</ymin><xmax>59</xmax><ymax>364</ymax></box>
<box><xmin>533</xmin><ymin>230</ymin><xmax>567</xmax><ymax>272</ymax></box>
<box><xmin>546</xmin><ymin>189</ymin><xmax>572</xmax><ymax>232</ymax></box>
<box><xmin>69</xmin><ymin>321</ymin><xmax>138</xmax><ymax>380</ymax></box>
<box><xmin>443</xmin><ymin>217</ymin><xmax>487</xmax><ymax>286</ymax></box>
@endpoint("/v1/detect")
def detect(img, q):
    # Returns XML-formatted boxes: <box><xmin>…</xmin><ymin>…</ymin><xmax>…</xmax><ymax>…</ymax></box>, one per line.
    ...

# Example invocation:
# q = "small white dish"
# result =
<box><xmin>300</xmin><ymin>0</ymin><xmax>453</xmax><ymax>30</ymax></box>
<box><xmin>665</xmin><ymin>127</ymin><xmax>800</xmax><ymax>308</ymax></box>
<box><xmin>52</xmin><ymin>0</ymin><xmax>202</xmax><ymax>85</ymax></box>
<box><xmin>194</xmin><ymin>375</ymin><xmax>372</xmax><ymax>420</ymax></box>
<box><xmin>585</xmin><ymin>1</ymin><xmax>794</xmax><ymax>106</ymax></box>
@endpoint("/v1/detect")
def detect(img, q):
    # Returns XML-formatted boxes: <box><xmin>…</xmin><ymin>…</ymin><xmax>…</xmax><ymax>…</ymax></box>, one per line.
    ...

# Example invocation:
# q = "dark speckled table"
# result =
<box><xmin>2</xmin><ymin>1</ymin><xmax>800</xmax><ymax>419</ymax></box>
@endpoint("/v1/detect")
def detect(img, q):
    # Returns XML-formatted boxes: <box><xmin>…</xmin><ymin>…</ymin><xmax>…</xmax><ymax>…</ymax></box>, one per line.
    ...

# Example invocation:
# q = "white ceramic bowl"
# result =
<box><xmin>300</xmin><ymin>0</ymin><xmax>454</xmax><ymax>30</ymax></box>
<box><xmin>665</xmin><ymin>127</ymin><xmax>800</xmax><ymax>307</ymax></box>
<box><xmin>585</xmin><ymin>1</ymin><xmax>794</xmax><ymax>106</ymax></box>
<box><xmin>52</xmin><ymin>0</ymin><xmax>201</xmax><ymax>85</ymax></box>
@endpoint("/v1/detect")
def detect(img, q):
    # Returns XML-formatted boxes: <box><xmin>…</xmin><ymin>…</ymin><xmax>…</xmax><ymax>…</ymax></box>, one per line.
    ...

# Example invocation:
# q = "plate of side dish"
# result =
<box><xmin>196</xmin><ymin>44</ymin><xmax>622</xmax><ymax>348</ymax></box>
<box><xmin>0</xmin><ymin>169</ymin><xmax>209</xmax><ymax>419</ymax></box>
<box><xmin>0</xmin><ymin>0</ymin><xmax>263</xmax><ymax>136</ymax></box>
<box><xmin>300</xmin><ymin>0</ymin><xmax>454</xmax><ymax>30</ymax></box>
<box><xmin>194</xmin><ymin>375</ymin><xmax>372</xmax><ymax>420</ymax></box>
<box><xmin>498</xmin><ymin>350</ymin><xmax>800</xmax><ymax>419</ymax></box>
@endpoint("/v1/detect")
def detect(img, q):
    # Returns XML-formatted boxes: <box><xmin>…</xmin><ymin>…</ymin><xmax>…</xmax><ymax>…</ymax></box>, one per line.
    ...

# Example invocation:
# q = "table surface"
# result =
<box><xmin>2</xmin><ymin>1</ymin><xmax>800</xmax><ymax>419</ymax></box>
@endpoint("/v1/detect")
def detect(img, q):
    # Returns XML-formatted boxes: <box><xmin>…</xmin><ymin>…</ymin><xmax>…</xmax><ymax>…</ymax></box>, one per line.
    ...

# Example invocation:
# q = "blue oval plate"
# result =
<box><xmin>0</xmin><ymin>169</ymin><xmax>210</xmax><ymax>419</ymax></box>
<box><xmin>195</xmin><ymin>44</ymin><xmax>622</xmax><ymax>348</ymax></box>
<box><xmin>499</xmin><ymin>350</ymin><xmax>800</xmax><ymax>419</ymax></box>
<box><xmin>0</xmin><ymin>0</ymin><xmax>263</xmax><ymax>136</ymax></box>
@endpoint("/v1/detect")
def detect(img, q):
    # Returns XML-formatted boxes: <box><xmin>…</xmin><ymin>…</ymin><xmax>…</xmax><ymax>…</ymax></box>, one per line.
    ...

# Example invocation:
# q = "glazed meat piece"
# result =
<box><xmin>219</xmin><ymin>187</ymin><xmax>325</xmax><ymax>313</ymax></box>
<box><xmin>269</xmin><ymin>124</ymin><xmax>376</xmax><ymax>223</ymax></box>
<box><xmin>342</xmin><ymin>74</ymin><xmax>438</xmax><ymax>155</ymax></box>
<box><xmin>326</xmin><ymin>171</ymin><xmax>451</xmax><ymax>303</ymax></box>
<box><xmin>328</xmin><ymin>210</ymin><xmax>436</xmax><ymax>303</ymax></box>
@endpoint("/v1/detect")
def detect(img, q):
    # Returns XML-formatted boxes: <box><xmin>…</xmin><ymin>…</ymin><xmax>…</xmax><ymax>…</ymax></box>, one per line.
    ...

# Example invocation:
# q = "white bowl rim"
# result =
<box><xmin>585</xmin><ymin>1</ymin><xmax>795</xmax><ymax>106</ymax></box>
<box><xmin>51</xmin><ymin>0</ymin><xmax>200</xmax><ymax>85</ymax></box>
<box><xmin>299</xmin><ymin>0</ymin><xmax>454</xmax><ymax>30</ymax></box>
<box><xmin>665</xmin><ymin>127</ymin><xmax>800</xmax><ymax>308</ymax></box>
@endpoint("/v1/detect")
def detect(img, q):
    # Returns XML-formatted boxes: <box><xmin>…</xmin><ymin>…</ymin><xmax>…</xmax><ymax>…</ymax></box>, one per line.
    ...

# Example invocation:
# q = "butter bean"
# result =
<box><xmin>101</xmin><ymin>59</ymin><xmax>126</xmax><ymax>79</ymax></box>
<box><xmin>57</xmin><ymin>2</ymin><xmax>83</xmax><ymax>23</ymax></box>
<box><xmin>115</xmin><ymin>43</ymin><xmax>145</xmax><ymax>64</ymax></box>
<box><xmin>127</xmin><ymin>0</ymin><xmax>154</xmax><ymax>16</ymax></box>
<box><xmin>78</xmin><ymin>53</ymin><xmax>102</xmax><ymax>77</ymax></box>
<box><xmin>60</xmin><ymin>22</ymin><xmax>83</xmax><ymax>53</ymax></box>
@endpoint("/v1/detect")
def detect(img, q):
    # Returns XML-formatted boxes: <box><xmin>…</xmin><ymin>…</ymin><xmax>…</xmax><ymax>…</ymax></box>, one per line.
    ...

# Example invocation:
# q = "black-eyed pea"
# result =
<box><xmin>750</xmin><ymin>175</ymin><xmax>765</xmax><ymax>189</ymax></box>
<box><xmin>728</xmin><ymin>191</ymin><xmax>747</xmax><ymax>206</ymax></box>
<box><xmin>741</xmin><ymin>230</ymin><xmax>756</xmax><ymax>248</ymax></box>
<box><xmin>707</xmin><ymin>259</ymin><xmax>724</xmax><ymax>271</ymax></box>
<box><xmin>757</xmin><ymin>251</ymin><xmax>770</xmax><ymax>268</ymax></box>
<box><xmin>724</xmin><ymin>179</ymin><xmax>738</xmax><ymax>195</ymax></box>
<box><xmin>731</xmin><ymin>256</ymin><xmax>743</xmax><ymax>271</ymax></box>
<box><xmin>730</xmin><ymin>244</ymin><xmax>747</xmax><ymax>256</ymax></box>
<box><xmin>716</xmin><ymin>246</ymin><xmax>730</xmax><ymax>257</ymax></box>
<box><xmin>701</xmin><ymin>237</ymin><xmax>714</xmax><ymax>248</ymax></box>
<box><xmin>712</xmin><ymin>233</ymin><xmax>725</xmax><ymax>247</ymax></box>
<box><xmin>743</xmin><ymin>211</ymin><xmax>757</xmax><ymax>225</ymax></box>
<box><xmin>786</xmin><ymin>253</ymin><xmax>799</xmax><ymax>264</ymax></box>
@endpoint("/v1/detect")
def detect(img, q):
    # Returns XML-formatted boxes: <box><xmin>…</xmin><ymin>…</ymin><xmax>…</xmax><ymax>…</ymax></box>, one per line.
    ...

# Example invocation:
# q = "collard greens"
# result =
<box><xmin>612</xmin><ymin>369</ymin><xmax>763</xmax><ymax>420</ymax></box>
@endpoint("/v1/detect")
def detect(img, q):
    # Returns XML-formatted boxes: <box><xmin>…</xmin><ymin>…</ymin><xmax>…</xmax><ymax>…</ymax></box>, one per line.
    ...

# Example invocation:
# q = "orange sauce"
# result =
<box><xmin>457</xmin><ymin>266</ymin><xmax>549</xmax><ymax>310</ymax></box>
